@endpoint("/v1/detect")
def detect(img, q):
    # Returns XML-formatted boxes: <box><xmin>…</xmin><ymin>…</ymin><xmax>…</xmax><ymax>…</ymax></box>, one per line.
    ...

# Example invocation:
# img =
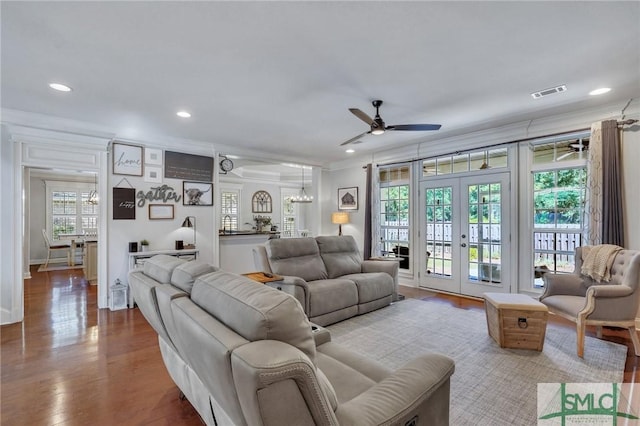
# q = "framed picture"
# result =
<box><xmin>165</xmin><ymin>151</ymin><xmax>214</xmax><ymax>181</ymax></box>
<box><xmin>144</xmin><ymin>166</ymin><xmax>162</xmax><ymax>183</ymax></box>
<box><xmin>149</xmin><ymin>204</ymin><xmax>174</xmax><ymax>220</ymax></box>
<box><xmin>113</xmin><ymin>187</ymin><xmax>136</xmax><ymax>220</ymax></box>
<box><xmin>338</xmin><ymin>187</ymin><xmax>358</xmax><ymax>210</ymax></box>
<box><xmin>252</xmin><ymin>190</ymin><xmax>272</xmax><ymax>213</ymax></box>
<box><xmin>183</xmin><ymin>181</ymin><xmax>213</xmax><ymax>206</ymax></box>
<box><xmin>113</xmin><ymin>142</ymin><xmax>143</xmax><ymax>176</ymax></box>
<box><xmin>144</xmin><ymin>148</ymin><xmax>163</xmax><ymax>165</ymax></box>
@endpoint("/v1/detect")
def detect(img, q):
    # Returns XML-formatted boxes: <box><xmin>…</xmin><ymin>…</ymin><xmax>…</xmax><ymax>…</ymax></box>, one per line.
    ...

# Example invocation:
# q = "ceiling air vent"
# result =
<box><xmin>531</xmin><ymin>85</ymin><xmax>567</xmax><ymax>99</ymax></box>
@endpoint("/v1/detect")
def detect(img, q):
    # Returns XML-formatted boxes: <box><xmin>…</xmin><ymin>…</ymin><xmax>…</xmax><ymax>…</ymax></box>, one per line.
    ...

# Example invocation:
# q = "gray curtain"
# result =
<box><xmin>601</xmin><ymin>120</ymin><xmax>625</xmax><ymax>246</ymax></box>
<box><xmin>363</xmin><ymin>164</ymin><xmax>372</xmax><ymax>259</ymax></box>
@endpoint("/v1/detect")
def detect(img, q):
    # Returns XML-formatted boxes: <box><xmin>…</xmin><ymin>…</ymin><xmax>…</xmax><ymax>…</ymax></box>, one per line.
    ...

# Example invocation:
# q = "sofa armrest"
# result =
<box><xmin>362</xmin><ymin>260</ymin><xmax>400</xmax><ymax>301</ymax></box>
<box><xmin>587</xmin><ymin>284</ymin><xmax>633</xmax><ymax>299</ymax></box>
<box><xmin>252</xmin><ymin>246</ymin><xmax>273</xmax><ymax>274</ymax></box>
<box><xmin>232</xmin><ymin>340</ymin><xmax>338</xmax><ymax>426</ymax></box>
<box><xmin>266</xmin><ymin>276</ymin><xmax>310</xmax><ymax>313</ymax></box>
<box><xmin>541</xmin><ymin>273</ymin><xmax>586</xmax><ymax>300</ymax></box>
<box><xmin>335</xmin><ymin>354</ymin><xmax>455</xmax><ymax>426</ymax></box>
<box><xmin>310</xmin><ymin>323</ymin><xmax>332</xmax><ymax>346</ymax></box>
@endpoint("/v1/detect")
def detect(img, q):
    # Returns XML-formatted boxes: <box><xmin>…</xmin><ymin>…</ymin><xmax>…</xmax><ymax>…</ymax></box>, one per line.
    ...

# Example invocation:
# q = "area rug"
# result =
<box><xmin>37</xmin><ymin>264</ymin><xmax>83</xmax><ymax>272</ymax></box>
<box><xmin>327</xmin><ymin>298</ymin><xmax>627</xmax><ymax>426</ymax></box>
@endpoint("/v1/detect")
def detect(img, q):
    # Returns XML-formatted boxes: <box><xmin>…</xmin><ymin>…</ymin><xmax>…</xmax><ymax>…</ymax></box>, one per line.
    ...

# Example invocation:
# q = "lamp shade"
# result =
<box><xmin>181</xmin><ymin>217</ymin><xmax>193</xmax><ymax>228</ymax></box>
<box><xmin>332</xmin><ymin>212</ymin><xmax>349</xmax><ymax>225</ymax></box>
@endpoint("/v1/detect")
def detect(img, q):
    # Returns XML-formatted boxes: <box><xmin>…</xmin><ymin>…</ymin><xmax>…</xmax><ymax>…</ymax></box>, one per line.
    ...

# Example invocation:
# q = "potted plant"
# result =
<box><xmin>140</xmin><ymin>239</ymin><xmax>149</xmax><ymax>252</ymax></box>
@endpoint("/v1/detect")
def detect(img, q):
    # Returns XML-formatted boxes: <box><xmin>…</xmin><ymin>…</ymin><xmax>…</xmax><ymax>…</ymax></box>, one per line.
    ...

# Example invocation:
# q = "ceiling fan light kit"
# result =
<box><xmin>341</xmin><ymin>99</ymin><xmax>441</xmax><ymax>146</ymax></box>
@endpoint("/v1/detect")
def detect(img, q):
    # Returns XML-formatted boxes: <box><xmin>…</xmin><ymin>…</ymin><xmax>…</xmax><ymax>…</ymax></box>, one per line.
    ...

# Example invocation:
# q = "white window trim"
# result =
<box><xmin>518</xmin><ymin>132</ymin><xmax>589</xmax><ymax>294</ymax></box>
<box><xmin>220</xmin><ymin>184</ymin><xmax>242</xmax><ymax>232</ymax></box>
<box><xmin>280</xmin><ymin>187</ymin><xmax>299</xmax><ymax>238</ymax></box>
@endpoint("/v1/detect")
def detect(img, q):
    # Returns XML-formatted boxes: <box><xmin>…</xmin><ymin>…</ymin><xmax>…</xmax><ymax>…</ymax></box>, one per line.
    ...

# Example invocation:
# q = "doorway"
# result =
<box><xmin>418</xmin><ymin>172</ymin><xmax>511</xmax><ymax>297</ymax></box>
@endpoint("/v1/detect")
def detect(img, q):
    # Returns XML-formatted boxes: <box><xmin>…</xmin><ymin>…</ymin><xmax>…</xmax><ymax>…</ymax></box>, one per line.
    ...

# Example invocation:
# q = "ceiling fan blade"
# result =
<box><xmin>340</xmin><ymin>131</ymin><xmax>370</xmax><ymax>146</ymax></box>
<box><xmin>557</xmin><ymin>151</ymin><xmax>575</xmax><ymax>161</ymax></box>
<box><xmin>387</xmin><ymin>124</ymin><xmax>442</xmax><ymax>131</ymax></box>
<box><xmin>349</xmin><ymin>108</ymin><xmax>375</xmax><ymax>126</ymax></box>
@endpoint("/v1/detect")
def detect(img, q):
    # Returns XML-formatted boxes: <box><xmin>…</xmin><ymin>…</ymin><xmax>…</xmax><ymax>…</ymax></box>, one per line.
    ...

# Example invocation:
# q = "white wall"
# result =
<box><xmin>239</xmin><ymin>181</ymin><xmax>283</xmax><ymax>230</ymax></box>
<box><xmin>109</xmin><ymin>145</ymin><xmax>216</xmax><ymax>294</ymax></box>
<box><xmin>1</xmin><ymin>124</ymin><xmax>19</xmax><ymax>323</ymax></box>
<box><xmin>320</xmin><ymin>166</ymin><xmax>367</xmax><ymax>249</ymax></box>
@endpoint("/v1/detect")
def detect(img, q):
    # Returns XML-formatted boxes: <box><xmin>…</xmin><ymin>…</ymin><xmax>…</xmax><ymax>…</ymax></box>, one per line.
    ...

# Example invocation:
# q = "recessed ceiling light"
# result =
<box><xmin>176</xmin><ymin>111</ymin><xmax>191</xmax><ymax>118</ymax></box>
<box><xmin>346</xmin><ymin>149</ymin><xmax>355</xmax><ymax>153</ymax></box>
<box><xmin>589</xmin><ymin>87</ymin><xmax>611</xmax><ymax>96</ymax></box>
<box><xmin>49</xmin><ymin>83</ymin><xmax>72</xmax><ymax>92</ymax></box>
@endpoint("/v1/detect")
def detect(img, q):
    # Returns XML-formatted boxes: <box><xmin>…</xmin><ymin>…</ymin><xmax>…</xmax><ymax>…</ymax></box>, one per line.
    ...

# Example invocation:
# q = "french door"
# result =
<box><xmin>419</xmin><ymin>173</ymin><xmax>511</xmax><ymax>297</ymax></box>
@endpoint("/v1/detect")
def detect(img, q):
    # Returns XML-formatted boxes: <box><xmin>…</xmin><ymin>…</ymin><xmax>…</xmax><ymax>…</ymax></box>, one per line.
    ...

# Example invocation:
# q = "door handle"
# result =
<box><xmin>461</xmin><ymin>243</ymin><xmax>467</xmax><ymax>247</ymax></box>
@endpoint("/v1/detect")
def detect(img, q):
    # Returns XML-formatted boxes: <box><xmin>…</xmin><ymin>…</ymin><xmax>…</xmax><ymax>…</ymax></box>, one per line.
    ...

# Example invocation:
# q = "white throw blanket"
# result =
<box><xmin>581</xmin><ymin>244</ymin><xmax>623</xmax><ymax>282</ymax></box>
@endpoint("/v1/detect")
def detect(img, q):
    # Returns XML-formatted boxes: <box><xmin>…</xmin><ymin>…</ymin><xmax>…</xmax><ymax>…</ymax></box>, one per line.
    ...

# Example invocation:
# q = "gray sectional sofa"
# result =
<box><xmin>253</xmin><ymin>235</ymin><xmax>399</xmax><ymax>326</ymax></box>
<box><xmin>129</xmin><ymin>254</ymin><xmax>454</xmax><ymax>426</ymax></box>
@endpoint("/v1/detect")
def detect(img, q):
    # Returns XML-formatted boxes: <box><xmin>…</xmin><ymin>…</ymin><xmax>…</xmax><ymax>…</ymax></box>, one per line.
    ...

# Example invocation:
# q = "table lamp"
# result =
<box><xmin>181</xmin><ymin>216</ymin><xmax>196</xmax><ymax>248</ymax></box>
<box><xmin>331</xmin><ymin>212</ymin><xmax>349</xmax><ymax>236</ymax></box>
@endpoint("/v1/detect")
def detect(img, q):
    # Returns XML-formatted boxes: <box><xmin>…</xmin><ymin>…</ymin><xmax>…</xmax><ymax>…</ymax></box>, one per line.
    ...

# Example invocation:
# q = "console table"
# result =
<box><xmin>127</xmin><ymin>248</ymin><xmax>199</xmax><ymax>307</ymax></box>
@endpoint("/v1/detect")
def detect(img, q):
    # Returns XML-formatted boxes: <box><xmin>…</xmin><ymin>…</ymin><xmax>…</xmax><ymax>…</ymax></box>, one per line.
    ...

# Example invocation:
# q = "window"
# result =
<box><xmin>422</xmin><ymin>148</ymin><xmax>508</xmax><ymax>177</ymax></box>
<box><xmin>531</xmin><ymin>137</ymin><xmax>588</xmax><ymax>287</ymax></box>
<box><xmin>220</xmin><ymin>189</ymin><xmax>239</xmax><ymax>231</ymax></box>
<box><xmin>281</xmin><ymin>188</ymin><xmax>299</xmax><ymax>238</ymax></box>
<box><xmin>379</xmin><ymin>165</ymin><xmax>411</xmax><ymax>269</ymax></box>
<box><xmin>47</xmin><ymin>181</ymin><xmax>97</xmax><ymax>240</ymax></box>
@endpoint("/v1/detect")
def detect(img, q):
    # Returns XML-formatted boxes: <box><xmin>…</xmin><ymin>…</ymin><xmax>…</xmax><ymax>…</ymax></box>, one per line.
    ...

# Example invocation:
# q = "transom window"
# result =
<box><xmin>422</xmin><ymin>148</ymin><xmax>507</xmax><ymax>177</ymax></box>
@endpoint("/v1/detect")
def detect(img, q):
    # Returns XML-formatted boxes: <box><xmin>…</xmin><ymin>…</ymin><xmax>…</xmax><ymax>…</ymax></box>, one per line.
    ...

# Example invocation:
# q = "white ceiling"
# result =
<box><xmin>2</xmin><ymin>1</ymin><xmax>639</xmax><ymax>167</ymax></box>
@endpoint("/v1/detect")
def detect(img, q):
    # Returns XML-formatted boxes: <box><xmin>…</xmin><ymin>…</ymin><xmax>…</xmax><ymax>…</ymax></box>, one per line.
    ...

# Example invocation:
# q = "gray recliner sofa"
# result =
<box><xmin>253</xmin><ymin>235</ymin><xmax>399</xmax><ymax>326</ymax></box>
<box><xmin>129</xmin><ymin>254</ymin><xmax>455</xmax><ymax>426</ymax></box>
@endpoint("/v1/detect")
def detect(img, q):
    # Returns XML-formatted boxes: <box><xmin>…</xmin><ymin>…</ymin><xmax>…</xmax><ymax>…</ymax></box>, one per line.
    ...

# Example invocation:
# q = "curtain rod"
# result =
<box><xmin>618</xmin><ymin>118</ymin><xmax>638</xmax><ymax>126</ymax></box>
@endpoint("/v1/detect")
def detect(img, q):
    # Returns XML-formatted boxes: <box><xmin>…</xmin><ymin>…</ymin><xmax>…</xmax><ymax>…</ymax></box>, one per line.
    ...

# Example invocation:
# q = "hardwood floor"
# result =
<box><xmin>2</xmin><ymin>268</ymin><xmax>638</xmax><ymax>425</ymax></box>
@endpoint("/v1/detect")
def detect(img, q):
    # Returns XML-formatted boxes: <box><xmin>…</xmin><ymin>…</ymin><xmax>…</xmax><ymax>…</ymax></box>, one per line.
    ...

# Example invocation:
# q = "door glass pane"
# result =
<box><xmin>468</xmin><ymin>182</ymin><xmax>502</xmax><ymax>284</ymax></box>
<box><xmin>425</xmin><ymin>185</ymin><xmax>453</xmax><ymax>277</ymax></box>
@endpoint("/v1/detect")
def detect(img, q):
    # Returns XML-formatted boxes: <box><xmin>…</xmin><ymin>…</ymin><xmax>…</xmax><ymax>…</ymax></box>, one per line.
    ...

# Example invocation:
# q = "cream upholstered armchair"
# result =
<box><xmin>540</xmin><ymin>246</ymin><xmax>640</xmax><ymax>358</ymax></box>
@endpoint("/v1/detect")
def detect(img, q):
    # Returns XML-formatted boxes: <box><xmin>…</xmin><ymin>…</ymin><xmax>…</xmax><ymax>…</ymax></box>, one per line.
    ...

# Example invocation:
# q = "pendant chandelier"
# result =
<box><xmin>290</xmin><ymin>166</ymin><xmax>313</xmax><ymax>203</ymax></box>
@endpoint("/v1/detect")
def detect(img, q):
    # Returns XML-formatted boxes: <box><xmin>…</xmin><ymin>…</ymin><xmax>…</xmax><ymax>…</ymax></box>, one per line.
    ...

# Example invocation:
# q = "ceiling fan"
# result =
<box><xmin>557</xmin><ymin>139</ymin><xmax>589</xmax><ymax>160</ymax></box>
<box><xmin>340</xmin><ymin>100</ymin><xmax>441</xmax><ymax>146</ymax></box>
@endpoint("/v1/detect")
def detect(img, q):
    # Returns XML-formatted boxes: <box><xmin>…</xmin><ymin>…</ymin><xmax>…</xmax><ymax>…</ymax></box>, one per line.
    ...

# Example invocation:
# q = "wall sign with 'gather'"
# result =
<box><xmin>136</xmin><ymin>185</ymin><xmax>182</xmax><ymax>207</ymax></box>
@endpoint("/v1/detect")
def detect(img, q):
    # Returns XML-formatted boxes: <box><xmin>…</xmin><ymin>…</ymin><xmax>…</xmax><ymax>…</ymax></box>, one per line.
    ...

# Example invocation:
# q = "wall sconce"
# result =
<box><xmin>331</xmin><ymin>212</ymin><xmax>350</xmax><ymax>236</ymax></box>
<box><xmin>181</xmin><ymin>216</ymin><xmax>196</xmax><ymax>248</ymax></box>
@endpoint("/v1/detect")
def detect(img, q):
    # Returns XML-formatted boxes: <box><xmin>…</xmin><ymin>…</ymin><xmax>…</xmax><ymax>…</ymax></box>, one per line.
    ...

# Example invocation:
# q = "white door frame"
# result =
<box><xmin>419</xmin><ymin>172</ymin><xmax>512</xmax><ymax>297</ymax></box>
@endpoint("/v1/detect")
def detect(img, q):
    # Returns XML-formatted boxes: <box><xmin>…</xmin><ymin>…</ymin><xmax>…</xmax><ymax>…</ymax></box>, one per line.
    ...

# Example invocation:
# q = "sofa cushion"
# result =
<box><xmin>307</xmin><ymin>279</ymin><xmax>358</xmax><ymax>317</ymax></box>
<box><xmin>143</xmin><ymin>255</ymin><xmax>187</xmax><ymax>284</ymax></box>
<box><xmin>171</xmin><ymin>260</ymin><xmax>218</xmax><ymax>294</ymax></box>
<box><xmin>266</xmin><ymin>237</ymin><xmax>328</xmax><ymax>282</ymax></box>
<box><xmin>316</xmin><ymin>236</ymin><xmax>362</xmax><ymax>279</ymax></box>
<box><xmin>342</xmin><ymin>272</ymin><xmax>395</xmax><ymax>304</ymax></box>
<box><xmin>191</xmin><ymin>270</ymin><xmax>316</xmax><ymax>361</ymax></box>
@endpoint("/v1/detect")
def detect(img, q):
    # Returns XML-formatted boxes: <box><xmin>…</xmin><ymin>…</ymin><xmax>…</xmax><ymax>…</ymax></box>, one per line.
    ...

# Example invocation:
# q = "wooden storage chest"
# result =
<box><xmin>484</xmin><ymin>292</ymin><xmax>549</xmax><ymax>351</ymax></box>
